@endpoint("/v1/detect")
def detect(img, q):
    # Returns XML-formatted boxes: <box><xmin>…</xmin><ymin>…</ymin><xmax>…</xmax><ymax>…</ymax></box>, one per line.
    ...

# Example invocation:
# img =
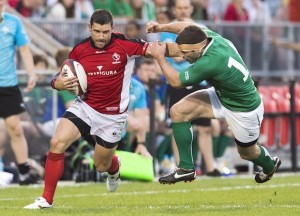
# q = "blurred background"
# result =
<box><xmin>2</xmin><ymin>0</ymin><xmax>300</xmax><ymax>183</ymax></box>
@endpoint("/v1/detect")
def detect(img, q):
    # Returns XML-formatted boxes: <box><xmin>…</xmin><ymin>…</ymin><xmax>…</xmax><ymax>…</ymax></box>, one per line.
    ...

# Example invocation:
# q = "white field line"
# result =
<box><xmin>3</xmin><ymin>204</ymin><xmax>300</xmax><ymax>210</ymax></box>
<box><xmin>0</xmin><ymin>182</ymin><xmax>300</xmax><ymax>201</ymax></box>
<box><xmin>1</xmin><ymin>172</ymin><xmax>300</xmax><ymax>189</ymax></box>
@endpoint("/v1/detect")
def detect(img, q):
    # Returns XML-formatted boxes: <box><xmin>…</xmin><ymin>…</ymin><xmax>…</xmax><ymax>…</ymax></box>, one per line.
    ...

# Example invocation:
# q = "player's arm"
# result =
<box><xmin>272</xmin><ymin>38</ymin><xmax>300</xmax><ymax>51</ymax></box>
<box><xmin>145</xmin><ymin>42</ymin><xmax>182</xmax><ymax>57</ymax></box>
<box><xmin>146</xmin><ymin>21</ymin><xmax>197</xmax><ymax>35</ymax></box>
<box><xmin>149</xmin><ymin>41</ymin><xmax>183</xmax><ymax>88</ymax></box>
<box><xmin>19</xmin><ymin>45</ymin><xmax>37</xmax><ymax>93</ymax></box>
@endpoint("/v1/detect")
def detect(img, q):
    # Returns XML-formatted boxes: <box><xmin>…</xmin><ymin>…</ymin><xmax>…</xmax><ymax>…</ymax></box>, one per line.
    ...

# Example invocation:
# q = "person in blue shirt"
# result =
<box><xmin>120</xmin><ymin>78</ymin><xmax>151</xmax><ymax>158</ymax></box>
<box><xmin>0</xmin><ymin>0</ymin><xmax>37</xmax><ymax>185</ymax></box>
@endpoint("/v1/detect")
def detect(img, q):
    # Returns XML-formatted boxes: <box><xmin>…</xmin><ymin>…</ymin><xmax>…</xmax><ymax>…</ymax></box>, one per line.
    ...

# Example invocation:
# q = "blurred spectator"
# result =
<box><xmin>8</xmin><ymin>0</ymin><xmax>45</xmax><ymax>17</ymax></box>
<box><xmin>223</xmin><ymin>0</ymin><xmax>249</xmax><ymax>58</ymax></box>
<box><xmin>246</xmin><ymin>0</ymin><xmax>271</xmax><ymax>23</ymax></box>
<box><xmin>23</xmin><ymin>54</ymin><xmax>49</xmax><ymax>123</ymax></box>
<box><xmin>133</xmin><ymin>58</ymin><xmax>163</xmax><ymax>109</ymax></box>
<box><xmin>93</xmin><ymin>0</ymin><xmax>133</xmax><ymax>19</ymax></box>
<box><xmin>124</xmin><ymin>20</ymin><xmax>144</xmax><ymax>68</ymax></box>
<box><xmin>191</xmin><ymin>0</ymin><xmax>208</xmax><ymax>20</ymax></box>
<box><xmin>124</xmin><ymin>19</ymin><xmax>143</xmax><ymax>39</ymax></box>
<box><xmin>223</xmin><ymin>0</ymin><xmax>249</xmax><ymax>21</ymax></box>
<box><xmin>249</xmin><ymin>0</ymin><xmax>272</xmax><ymax>70</ymax></box>
<box><xmin>75</xmin><ymin>0</ymin><xmax>94</xmax><ymax>20</ymax></box>
<box><xmin>155</xmin><ymin>7</ymin><xmax>174</xmax><ymax>24</ymax></box>
<box><xmin>33</xmin><ymin>54</ymin><xmax>49</xmax><ymax>71</ymax></box>
<box><xmin>153</xmin><ymin>0</ymin><xmax>170</xmax><ymax>10</ymax></box>
<box><xmin>129</xmin><ymin>0</ymin><xmax>155</xmax><ymax>22</ymax></box>
<box><xmin>211</xmin><ymin>119</ymin><xmax>234</xmax><ymax>175</ymax></box>
<box><xmin>119</xmin><ymin>78</ymin><xmax>152</xmax><ymax>158</ymax></box>
<box><xmin>272</xmin><ymin>38</ymin><xmax>300</xmax><ymax>52</ymax></box>
<box><xmin>288</xmin><ymin>0</ymin><xmax>300</xmax><ymax>22</ymax></box>
<box><xmin>265</xmin><ymin>0</ymin><xmax>283</xmax><ymax>19</ymax></box>
<box><xmin>46</xmin><ymin>0</ymin><xmax>76</xmax><ymax>19</ymax></box>
<box><xmin>133</xmin><ymin>58</ymin><xmax>169</xmax><ymax>163</ymax></box>
<box><xmin>41</xmin><ymin>47</ymin><xmax>76</xmax><ymax>137</ymax></box>
<box><xmin>207</xmin><ymin>0</ymin><xmax>230</xmax><ymax>21</ymax></box>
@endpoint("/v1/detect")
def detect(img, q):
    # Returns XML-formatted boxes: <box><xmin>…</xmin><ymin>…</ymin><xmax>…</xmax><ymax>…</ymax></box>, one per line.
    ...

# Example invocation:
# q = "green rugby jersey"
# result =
<box><xmin>179</xmin><ymin>28</ymin><xmax>261</xmax><ymax>112</ymax></box>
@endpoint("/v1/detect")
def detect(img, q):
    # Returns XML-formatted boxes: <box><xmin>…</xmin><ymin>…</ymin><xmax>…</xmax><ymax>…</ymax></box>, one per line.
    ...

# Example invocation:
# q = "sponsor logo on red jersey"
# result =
<box><xmin>87</xmin><ymin>66</ymin><xmax>117</xmax><ymax>76</ymax></box>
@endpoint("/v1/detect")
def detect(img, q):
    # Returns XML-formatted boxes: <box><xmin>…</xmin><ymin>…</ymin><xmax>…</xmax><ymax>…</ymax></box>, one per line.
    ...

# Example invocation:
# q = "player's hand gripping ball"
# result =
<box><xmin>61</xmin><ymin>59</ymin><xmax>87</xmax><ymax>96</ymax></box>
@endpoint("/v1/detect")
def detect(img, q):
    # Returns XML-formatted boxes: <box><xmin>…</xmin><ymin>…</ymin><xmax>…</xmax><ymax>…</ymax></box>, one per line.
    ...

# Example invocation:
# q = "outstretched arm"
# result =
<box><xmin>146</xmin><ymin>21</ymin><xmax>196</xmax><ymax>35</ymax></box>
<box><xmin>272</xmin><ymin>38</ymin><xmax>300</xmax><ymax>52</ymax></box>
<box><xmin>145</xmin><ymin>42</ymin><xmax>182</xmax><ymax>58</ymax></box>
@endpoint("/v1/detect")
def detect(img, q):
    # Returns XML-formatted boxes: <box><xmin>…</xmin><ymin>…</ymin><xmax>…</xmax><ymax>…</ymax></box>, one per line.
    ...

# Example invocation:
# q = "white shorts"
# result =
<box><xmin>207</xmin><ymin>87</ymin><xmax>264</xmax><ymax>143</ymax></box>
<box><xmin>67</xmin><ymin>98</ymin><xmax>127</xmax><ymax>143</ymax></box>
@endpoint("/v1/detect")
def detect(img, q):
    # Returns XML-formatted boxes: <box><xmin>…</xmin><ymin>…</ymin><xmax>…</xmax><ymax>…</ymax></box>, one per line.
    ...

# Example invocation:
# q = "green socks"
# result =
<box><xmin>251</xmin><ymin>146</ymin><xmax>275</xmax><ymax>174</ymax></box>
<box><xmin>172</xmin><ymin>122</ymin><xmax>194</xmax><ymax>169</ymax></box>
<box><xmin>213</xmin><ymin>135</ymin><xmax>232</xmax><ymax>158</ymax></box>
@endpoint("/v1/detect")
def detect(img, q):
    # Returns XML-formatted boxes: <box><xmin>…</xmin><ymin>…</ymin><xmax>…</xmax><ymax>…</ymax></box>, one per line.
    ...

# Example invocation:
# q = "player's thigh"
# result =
<box><xmin>50</xmin><ymin>118</ymin><xmax>81</xmax><ymax>151</ymax></box>
<box><xmin>173</xmin><ymin>89</ymin><xmax>215</xmax><ymax>120</ymax></box>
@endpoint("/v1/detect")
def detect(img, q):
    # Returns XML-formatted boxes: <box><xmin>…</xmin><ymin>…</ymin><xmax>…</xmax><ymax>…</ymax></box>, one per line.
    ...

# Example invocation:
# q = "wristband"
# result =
<box><xmin>51</xmin><ymin>78</ymin><xmax>57</xmax><ymax>90</ymax></box>
<box><xmin>137</xmin><ymin>142</ymin><xmax>146</xmax><ymax>146</ymax></box>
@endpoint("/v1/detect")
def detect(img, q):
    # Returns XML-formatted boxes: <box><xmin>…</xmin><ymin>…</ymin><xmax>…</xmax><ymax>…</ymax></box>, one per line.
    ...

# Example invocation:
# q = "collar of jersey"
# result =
<box><xmin>201</xmin><ymin>38</ymin><xmax>213</xmax><ymax>56</ymax></box>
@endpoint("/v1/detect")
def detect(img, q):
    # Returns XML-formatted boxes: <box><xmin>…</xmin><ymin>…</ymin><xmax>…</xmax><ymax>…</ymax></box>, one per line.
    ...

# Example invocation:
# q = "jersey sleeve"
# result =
<box><xmin>122</xmin><ymin>38</ymin><xmax>149</xmax><ymax>57</ymax></box>
<box><xmin>179</xmin><ymin>55</ymin><xmax>217</xmax><ymax>86</ymax></box>
<box><xmin>15</xmin><ymin>17</ymin><xmax>29</xmax><ymax>47</ymax></box>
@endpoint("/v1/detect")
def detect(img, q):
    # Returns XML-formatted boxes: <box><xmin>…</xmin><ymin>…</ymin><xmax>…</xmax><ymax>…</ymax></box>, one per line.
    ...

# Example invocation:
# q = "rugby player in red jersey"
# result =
<box><xmin>24</xmin><ymin>9</ymin><xmax>180</xmax><ymax>209</ymax></box>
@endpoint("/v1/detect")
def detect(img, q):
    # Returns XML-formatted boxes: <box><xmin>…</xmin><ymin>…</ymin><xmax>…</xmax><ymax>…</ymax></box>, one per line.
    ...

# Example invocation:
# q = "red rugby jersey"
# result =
<box><xmin>69</xmin><ymin>33</ymin><xmax>148</xmax><ymax>114</ymax></box>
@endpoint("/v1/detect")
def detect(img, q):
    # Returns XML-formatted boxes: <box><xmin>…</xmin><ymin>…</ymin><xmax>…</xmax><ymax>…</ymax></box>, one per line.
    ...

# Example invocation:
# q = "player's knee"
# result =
<box><xmin>49</xmin><ymin>137</ymin><xmax>67</xmax><ymax>153</ymax></box>
<box><xmin>8</xmin><ymin>124</ymin><xmax>24</xmax><ymax>138</ymax></box>
<box><xmin>170</xmin><ymin>104</ymin><xmax>185</xmax><ymax>121</ymax></box>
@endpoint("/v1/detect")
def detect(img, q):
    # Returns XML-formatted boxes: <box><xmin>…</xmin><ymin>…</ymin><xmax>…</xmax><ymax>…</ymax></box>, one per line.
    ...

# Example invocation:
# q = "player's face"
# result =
<box><xmin>89</xmin><ymin>23</ymin><xmax>113</xmax><ymax>49</ymax></box>
<box><xmin>181</xmin><ymin>50</ymin><xmax>200</xmax><ymax>63</ymax></box>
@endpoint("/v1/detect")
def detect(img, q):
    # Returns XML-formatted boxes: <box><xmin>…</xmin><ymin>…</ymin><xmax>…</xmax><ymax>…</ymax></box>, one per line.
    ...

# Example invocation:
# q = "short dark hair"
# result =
<box><xmin>55</xmin><ymin>47</ymin><xmax>71</xmax><ymax>67</ymax></box>
<box><xmin>33</xmin><ymin>54</ymin><xmax>49</xmax><ymax>68</ymax></box>
<box><xmin>90</xmin><ymin>9</ymin><xmax>113</xmax><ymax>26</ymax></box>
<box><xmin>175</xmin><ymin>25</ymin><xmax>207</xmax><ymax>45</ymax></box>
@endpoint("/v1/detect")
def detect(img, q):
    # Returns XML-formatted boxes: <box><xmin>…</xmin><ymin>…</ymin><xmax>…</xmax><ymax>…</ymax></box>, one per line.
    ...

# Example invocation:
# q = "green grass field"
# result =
<box><xmin>1</xmin><ymin>173</ymin><xmax>300</xmax><ymax>216</ymax></box>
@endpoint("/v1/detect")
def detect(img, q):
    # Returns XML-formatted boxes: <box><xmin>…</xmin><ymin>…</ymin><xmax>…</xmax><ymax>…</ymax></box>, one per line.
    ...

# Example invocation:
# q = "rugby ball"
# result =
<box><xmin>61</xmin><ymin>59</ymin><xmax>87</xmax><ymax>96</ymax></box>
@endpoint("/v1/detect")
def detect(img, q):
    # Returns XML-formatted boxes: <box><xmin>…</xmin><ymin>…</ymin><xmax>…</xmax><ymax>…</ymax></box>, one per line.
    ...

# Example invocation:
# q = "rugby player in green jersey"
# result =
<box><xmin>146</xmin><ymin>21</ymin><xmax>281</xmax><ymax>184</ymax></box>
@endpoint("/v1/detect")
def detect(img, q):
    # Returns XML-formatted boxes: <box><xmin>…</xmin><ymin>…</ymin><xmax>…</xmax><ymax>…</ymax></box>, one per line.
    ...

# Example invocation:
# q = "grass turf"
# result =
<box><xmin>0</xmin><ymin>173</ymin><xmax>300</xmax><ymax>216</ymax></box>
